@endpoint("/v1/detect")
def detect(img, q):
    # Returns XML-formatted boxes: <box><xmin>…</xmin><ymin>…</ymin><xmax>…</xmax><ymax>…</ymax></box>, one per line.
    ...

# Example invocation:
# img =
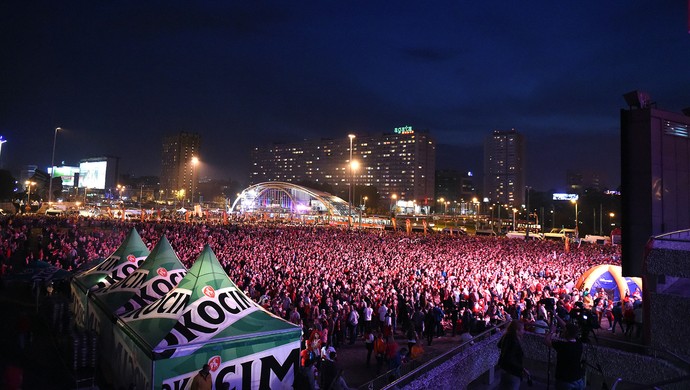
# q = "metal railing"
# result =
<box><xmin>358</xmin><ymin>321</ymin><xmax>510</xmax><ymax>390</ymax></box>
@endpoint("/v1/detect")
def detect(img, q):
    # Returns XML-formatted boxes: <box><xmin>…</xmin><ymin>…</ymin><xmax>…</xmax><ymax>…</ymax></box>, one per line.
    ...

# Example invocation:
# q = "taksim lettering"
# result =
<box><xmin>117</xmin><ymin>270</ymin><xmax>186</xmax><ymax>314</ymax></box>
<box><xmin>162</xmin><ymin>288</ymin><xmax>255</xmax><ymax>347</ymax></box>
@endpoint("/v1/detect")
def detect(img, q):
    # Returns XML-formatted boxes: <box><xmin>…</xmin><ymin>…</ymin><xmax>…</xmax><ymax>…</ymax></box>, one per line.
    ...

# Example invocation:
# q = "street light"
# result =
<box><xmin>609</xmin><ymin>212</ymin><xmax>616</xmax><ymax>231</ymax></box>
<box><xmin>25</xmin><ymin>181</ymin><xmax>36</xmax><ymax>213</ymax></box>
<box><xmin>512</xmin><ymin>208</ymin><xmax>517</xmax><ymax>230</ymax></box>
<box><xmin>48</xmin><ymin>127</ymin><xmax>61</xmax><ymax>204</ymax></box>
<box><xmin>191</xmin><ymin>156</ymin><xmax>199</xmax><ymax>206</ymax></box>
<box><xmin>571</xmin><ymin>198</ymin><xmax>579</xmax><ymax>237</ymax></box>
<box><xmin>350</xmin><ymin>160</ymin><xmax>359</xmax><ymax>228</ymax></box>
<box><xmin>438</xmin><ymin>197</ymin><xmax>445</xmax><ymax>215</ymax></box>
<box><xmin>391</xmin><ymin>194</ymin><xmax>397</xmax><ymax>216</ymax></box>
<box><xmin>348</xmin><ymin>134</ymin><xmax>355</xmax><ymax>228</ymax></box>
<box><xmin>117</xmin><ymin>184</ymin><xmax>125</xmax><ymax>200</ymax></box>
<box><xmin>360</xmin><ymin>196</ymin><xmax>368</xmax><ymax>229</ymax></box>
<box><xmin>0</xmin><ymin>136</ymin><xmax>7</xmax><ymax>169</ymax></box>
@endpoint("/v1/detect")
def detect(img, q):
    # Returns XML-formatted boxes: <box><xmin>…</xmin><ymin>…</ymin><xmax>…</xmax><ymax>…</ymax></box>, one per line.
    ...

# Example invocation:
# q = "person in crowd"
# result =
<box><xmin>497</xmin><ymin>320</ymin><xmax>529</xmax><ymax>390</ymax></box>
<box><xmin>190</xmin><ymin>364</ymin><xmax>212</xmax><ymax>390</ymax></box>
<box><xmin>373</xmin><ymin>332</ymin><xmax>387</xmax><ymax>375</ymax></box>
<box><xmin>610</xmin><ymin>301</ymin><xmax>625</xmax><ymax>334</ymax></box>
<box><xmin>543</xmin><ymin>317</ymin><xmax>585</xmax><ymax>390</ymax></box>
<box><xmin>364</xmin><ymin>329</ymin><xmax>375</xmax><ymax>366</ymax></box>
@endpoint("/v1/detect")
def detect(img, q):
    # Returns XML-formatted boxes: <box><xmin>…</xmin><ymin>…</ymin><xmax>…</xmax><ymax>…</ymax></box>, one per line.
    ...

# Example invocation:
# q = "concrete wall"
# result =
<box><xmin>399</xmin><ymin>332</ymin><xmax>688</xmax><ymax>390</ymax></box>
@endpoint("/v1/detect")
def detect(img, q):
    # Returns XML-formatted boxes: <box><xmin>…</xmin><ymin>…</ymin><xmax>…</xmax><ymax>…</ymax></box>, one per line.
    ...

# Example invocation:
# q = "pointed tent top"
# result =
<box><xmin>93</xmin><ymin>235</ymin><xmax>187</xmax><ymax>313</ymax></box>
<box><xmin>119</xmin><ymin>244</ymin><xmax>299</xmax><ymax>358</ymax></box>
<box><xmin>74</xmin><ymin>228</ymin><xmax>150</xmax><ymax>291</ymax></box>
<box><xmin>178</xmin><ymin>244</ymin><xmax>236</xmax><ymax>295</ymax></box>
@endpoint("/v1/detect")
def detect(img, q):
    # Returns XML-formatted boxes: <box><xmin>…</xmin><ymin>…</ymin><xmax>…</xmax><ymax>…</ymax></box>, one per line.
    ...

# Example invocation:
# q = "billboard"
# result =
<box><xmin>79</xmin><ymin>160</ymin><xmax>108</xmax><ymax>189</ymax></box>
<box><xmin>48</xmin><ymin>166</ymin><xmax>80</xmax><ymax>187</ymax></box>
<box><xmin>552</xmin><ymin>193</ymin><xmax>579</xmax><ymax>201</ymax></box>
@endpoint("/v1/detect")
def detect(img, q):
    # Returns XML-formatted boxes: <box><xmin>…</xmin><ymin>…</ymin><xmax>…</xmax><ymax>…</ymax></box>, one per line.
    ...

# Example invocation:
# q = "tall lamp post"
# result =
<box><xmin>0</xmin><ymin>136</ymin><xmax>7</xmax><ymax>169</ymax></box>
<box><xmin>350</xmin><ymin>160</ymin><xmax>359</xmax><ymax>228</ymax></box>
<box><xmin>571</xmin><ymin>198</ymin><xmax>579</xmax><ymax>237</ymax></box>
<box><xmin>391</xmin><ymin>194</ymin><xmax>397</xmax><ymax>216</ymax></box>
<box><xmin>191</xmin><ymin>156</ymin><xmax>199</xmax><ymax>206</ymax></box>
<box><xmin>25</xmin><ymin>181</ymin><xmax>36</xmax><ymax>213</ymax></box>
<box><xmin>48</xmin><ymin>127</ymin><xmax>61</xmax><ymax>204</ymax></box>
<box><xmin>348</xmin><ymin>134</ymin><xmax>355</xmax><ymax>228</ymax></box>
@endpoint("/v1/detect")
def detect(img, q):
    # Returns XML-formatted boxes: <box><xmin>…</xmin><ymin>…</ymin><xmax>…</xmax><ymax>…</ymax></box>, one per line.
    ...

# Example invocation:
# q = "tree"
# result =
<box><xmin>0</xmin><ymin>169</ymin><xmax>18</xmax><ymax>201</ymax></box>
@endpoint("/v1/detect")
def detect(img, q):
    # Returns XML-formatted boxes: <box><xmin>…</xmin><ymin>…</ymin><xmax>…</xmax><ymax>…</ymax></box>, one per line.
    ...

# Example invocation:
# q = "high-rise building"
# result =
<box><xmin>483</xmin><ymin>129</ymin><xmax>525</xmax><ymax>207</ymax></box>
<box><xmin>435</xmin><ymin>169</ymin><xmax>477</xmax><ymax>212</ymax></box>
<box><xmin>621</xmin><ymin>91</ymin><xmax>690</xmax><ymax>276</ymax></box>
<box><xmin>251</xmin><ymin>127</ymin><xmax>436</xmax><ymax>203</ymax></box>
<box><xmin>160</xmin><ymin>132</ymin><xmax>201</xmax><ymax>202</ymax></box>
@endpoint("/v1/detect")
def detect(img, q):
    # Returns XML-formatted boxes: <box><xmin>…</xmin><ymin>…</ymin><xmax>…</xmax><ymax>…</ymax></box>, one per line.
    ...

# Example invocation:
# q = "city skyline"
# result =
<box><xmin>1</xmin><ymin>2</ymin><xmax>689</xmax><ymax>192</ymax></box>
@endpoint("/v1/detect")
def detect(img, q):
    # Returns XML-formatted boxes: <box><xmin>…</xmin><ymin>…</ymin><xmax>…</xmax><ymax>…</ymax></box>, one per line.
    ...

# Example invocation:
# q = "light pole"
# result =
<box><xmin>571</xmin><ymin>198</ymin><xmax>579</xmax><ymax>237</ymax></box>
<box><xmin>360</xmin><ymin>196</ymin><xmax>368</xmax><ymax>229</ymax></box>
<box><xmin>350</xmin><ymin>160</ymin><xmax>359</xmax><ymax>227</ymax></box>
<box><xmin>438</xmin><ymin>197</ymin><xmax>445</xmax><ymax>215</ymax></box>
<box><xmin>609</xmin><ymin>212</ymin><xmax>616</xmax><ymax>232</ymax></box>
<box><xmin>525</xmin><ymin>186</ymin><xmax>531</xmax><ymax>239</ymax></box>
<box><xmin>25</xmin><ymin>181</ymin><xmax>36</xmax><ymax>213</ymax></box>
<box><xmin>348</xmin><ymin>134</ymin><xmax>355</xmax><ymax>228</ymax></box>
<box><xmin>391</xmin><ymin>194</ymin><xmax>397</xmax><ymax>216</ymax></box>
<box><xmin>48</xmin><ymin>127</ymin><xmax>61</xmax><ymax>204</ymax></box>
<box><xmin>0</xmin><ymin>136</ymin><xmax>7</xmax><ymax>169</ymax></box>
<box><xmin>191</xmin><ymin>156</ymin><xmax>199</xmax><ymax>206</ymax></box>
<box><xmin>512</xmin><ymin>208</ymin><xmax>517</xmax><ymax>231</ymax></box>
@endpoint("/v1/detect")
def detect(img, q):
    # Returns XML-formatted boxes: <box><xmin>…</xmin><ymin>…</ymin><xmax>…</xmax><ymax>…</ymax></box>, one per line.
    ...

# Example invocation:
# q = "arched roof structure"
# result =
<box><xmin>230</xmin><ymin>182</ymin><xmax>351</xmax><ymax>216</ymax></box>
<box><xmin>576</xmin><ymin>264</ymin><xmax>643</xmax><ymax>302</ymax></box>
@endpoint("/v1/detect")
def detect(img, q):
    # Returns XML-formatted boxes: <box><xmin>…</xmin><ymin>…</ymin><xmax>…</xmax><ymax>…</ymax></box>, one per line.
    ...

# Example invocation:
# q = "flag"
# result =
<box><xmin>405</xmin><ymin>219</ymin><xmax>411</xmax><ymax>235</ymax></box>
<box><xmin>564</xmin><ymin>237</ymin><xmax>570</xmax><ymax>252</ymax></box>
<box><xmin>423</xmin><ymin>220</ymin><xmax>428</xmax><ymax>235</ymax></box>
<box><xmin>222</xmin><ymin>210</ymin><xmax>228</xmax><ymax>224</ymax></box>
<box><xmin>185</xmin><ymin>211</ymin><xmax>189</xmax><ymax>223</ymax></box>
<box><xmin>392</xmin><ymin>218</ymin><xmax>397</xmax><ymax>230</ymax></box>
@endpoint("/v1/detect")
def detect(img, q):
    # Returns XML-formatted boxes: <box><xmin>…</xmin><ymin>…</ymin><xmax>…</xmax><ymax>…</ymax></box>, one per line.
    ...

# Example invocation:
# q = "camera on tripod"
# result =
<box><xmin>569</xmin><ymin>302</ymin><xmax>599</xmax><ymax>342</ymax></box>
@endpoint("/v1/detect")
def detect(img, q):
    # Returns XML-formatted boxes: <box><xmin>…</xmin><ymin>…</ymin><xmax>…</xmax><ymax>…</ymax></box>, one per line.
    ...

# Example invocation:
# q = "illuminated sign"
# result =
<box><xmin>553</xmin><ymin>193</ymin><xmax>579</xmax><ymax>201</ymax></box>
<box><xmin>394</xmin><ymin>126</ymin><xmax>414</xmax><ymax>135</ymax></box>
<box><xmin>48</xmin><ymin>166</ymin><xmax>80</xmax><ymax>187</ymax></box>
<box><xmin>79</xmin><ymin>160</ymin><xmax>108</xmax><ymax>189</ymax></box>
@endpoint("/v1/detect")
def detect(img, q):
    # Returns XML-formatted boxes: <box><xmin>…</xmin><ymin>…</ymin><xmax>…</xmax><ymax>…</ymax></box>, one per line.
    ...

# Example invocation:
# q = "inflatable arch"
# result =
<box><xmin>576</xmin><ymin>264</ymin><xmax>642</xmax><ymax>302</ymax></box>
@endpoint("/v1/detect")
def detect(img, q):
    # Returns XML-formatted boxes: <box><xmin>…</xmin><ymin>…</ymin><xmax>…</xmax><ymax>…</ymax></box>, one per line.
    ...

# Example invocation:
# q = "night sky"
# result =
<box><xmin>1</xmin><ymin>1</ymin><xmax>689</xmax><ymax>191</ymax></box>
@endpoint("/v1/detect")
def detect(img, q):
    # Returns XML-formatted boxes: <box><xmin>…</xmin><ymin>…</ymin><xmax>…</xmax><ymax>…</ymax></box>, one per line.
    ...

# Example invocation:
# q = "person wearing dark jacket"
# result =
<box><xmin>544</xmin><ymin>316</ymin><xmax>585</xmax><ymax>390</ymax></box>
<box><xmin>497</xmin><ymin>320</ymin><xmax>530</xmax><ymax>389</ymax></box>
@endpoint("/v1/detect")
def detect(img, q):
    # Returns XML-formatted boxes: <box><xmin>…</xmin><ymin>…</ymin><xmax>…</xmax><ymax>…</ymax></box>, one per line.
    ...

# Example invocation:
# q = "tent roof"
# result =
<box><xmin>92</xmin><ymin>235</ymin><xmax>187</xmax><ymax>315</ymax></box>
<box><xmin>73</xmin><ymin>228</ymin><xmax>150</xmax><ymax>292</ymax></box>
<box><xmin>118</xmin><ymin>245</ymin><xmax>300</xmax><ymax>359</ymax></box>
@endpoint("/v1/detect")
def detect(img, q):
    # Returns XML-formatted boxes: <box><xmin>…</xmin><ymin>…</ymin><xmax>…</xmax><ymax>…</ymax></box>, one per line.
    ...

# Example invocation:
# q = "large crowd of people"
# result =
<box><xmin>1</xmin><ymin>215</ymin><xmax>628</xmax><ymax>387</ymax></box>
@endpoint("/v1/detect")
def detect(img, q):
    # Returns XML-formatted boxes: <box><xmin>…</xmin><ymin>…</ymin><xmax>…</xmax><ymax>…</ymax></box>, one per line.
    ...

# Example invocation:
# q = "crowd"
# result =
<box><xmin>0</xmin><ymin>215</ymin><xmax>625</xmax><ymax>388</ymax></box>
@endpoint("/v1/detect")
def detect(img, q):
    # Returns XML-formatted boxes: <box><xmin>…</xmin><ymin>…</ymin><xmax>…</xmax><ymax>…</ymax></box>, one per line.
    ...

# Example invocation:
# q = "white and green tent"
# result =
<box><xmin>93</xmin><ymin>235</ymin><xmax>187</xmax><ymax>315</ymax></box>
<box><xmin>113</xmin><ymin>245</ymin><xmax>302</xmax><ymax>389</ymax></box>
<box><xmin>71</xmin><ymin>228</ymin><xmax>150</xmax><ymax>330</ymax></box>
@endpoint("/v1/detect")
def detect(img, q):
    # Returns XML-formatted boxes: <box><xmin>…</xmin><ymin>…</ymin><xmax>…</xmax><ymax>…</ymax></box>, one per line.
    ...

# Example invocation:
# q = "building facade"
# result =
<box><xmin>251</xmin><ymin>127</ymin><xmax>436</xmax><ymax>204</ymax></box>
<box><xmin>160</xmin><ymin>132</ymin><xmax>201</xmax><ymax>202</ymax></box>
<box><xmin>435</xmin><ymin>169</ymin><xmax>477</xmax><ymax>213</ymax></box>
<box><xmin>621</xmin><ymin>96</ymin><xmax>690</xmax><ymax>276</ymax></box>
<box><xmin>483</xmin><ymin>129</ymin><xmax>525</xmax><ymax>207</ymax></box>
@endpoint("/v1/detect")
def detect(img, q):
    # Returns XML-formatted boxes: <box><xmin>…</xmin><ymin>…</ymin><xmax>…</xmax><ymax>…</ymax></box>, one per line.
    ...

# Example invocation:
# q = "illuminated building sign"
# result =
<box><xmin>394</xmin><ymin>126</ymin><xmax>414</xmax><ymax>135</ymax></box>
<box><xmin>553</xmin><ymin>193</ymin><xmax>579</xmax><ymax>201</ymax></box>
<box><xmin>79</xmin><ymin>160</ymin><xmax>108</xmax><ymax>189</ymax></box>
